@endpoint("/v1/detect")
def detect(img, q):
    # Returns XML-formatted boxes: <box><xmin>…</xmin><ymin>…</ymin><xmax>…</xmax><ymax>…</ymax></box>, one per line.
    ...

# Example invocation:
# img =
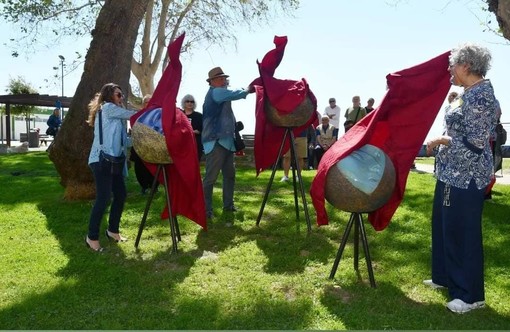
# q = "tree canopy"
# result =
<box><xmin>6</xmin><ymin>76</ymin><xmax>38</xmax><ymax>132</ymax></box>
<box><xmin>1</xmin><ymin>0</ymin><xmax>300</xmax><ymax>101</ymax></box>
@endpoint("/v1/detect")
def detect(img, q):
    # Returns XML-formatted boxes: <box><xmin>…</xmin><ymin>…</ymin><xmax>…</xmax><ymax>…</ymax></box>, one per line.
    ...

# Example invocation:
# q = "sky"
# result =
<box><xmin>1</xmin><ymin>0</ymin><xmax>509</xmax><ymax>141</ymax></box>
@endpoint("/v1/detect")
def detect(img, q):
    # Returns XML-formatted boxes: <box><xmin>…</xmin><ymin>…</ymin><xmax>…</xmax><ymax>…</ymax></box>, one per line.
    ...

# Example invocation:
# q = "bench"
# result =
<box><xmin>242</xmin><ymin>134</ymin><xmax>254</xmax><ymax>148</ymax></box>
<box><xmin>38</xmin><ymin>134</ymin><xmax>54</xmax><ymax>147</ymax></box>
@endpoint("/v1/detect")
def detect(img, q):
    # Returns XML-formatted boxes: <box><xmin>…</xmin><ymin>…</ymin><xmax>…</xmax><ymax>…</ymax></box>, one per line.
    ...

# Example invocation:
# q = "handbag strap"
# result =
<box><xmin>99</xmin><ymin>109</ymin><xmax>104</xmax><ymax>145</ymax></box>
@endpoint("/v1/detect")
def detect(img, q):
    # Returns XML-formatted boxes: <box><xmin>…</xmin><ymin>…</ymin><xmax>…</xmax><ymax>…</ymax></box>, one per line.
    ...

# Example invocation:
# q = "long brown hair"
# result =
<box><xmin>86</xmin><ymin>83</ymin><xmax>122</xmax><ymax>127</ymax></box>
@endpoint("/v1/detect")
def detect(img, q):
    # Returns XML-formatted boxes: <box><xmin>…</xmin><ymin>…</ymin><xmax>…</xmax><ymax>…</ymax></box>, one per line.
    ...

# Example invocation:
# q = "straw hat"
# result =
<box><xmin>206</xmin><ymin>67</ymin><xmax>229</xmax><ymax>82</ymax></box>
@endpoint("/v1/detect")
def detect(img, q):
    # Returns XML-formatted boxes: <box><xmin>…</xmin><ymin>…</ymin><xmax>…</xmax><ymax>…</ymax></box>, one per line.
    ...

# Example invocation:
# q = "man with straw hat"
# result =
<box><xmin>202</xmin><ymin>66</ymin><xmax>255</xmax><ymax>219</ymax></box>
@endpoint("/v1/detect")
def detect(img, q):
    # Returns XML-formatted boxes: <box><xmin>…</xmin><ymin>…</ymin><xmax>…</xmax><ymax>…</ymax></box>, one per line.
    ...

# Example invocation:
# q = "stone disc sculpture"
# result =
<box><xmin>325</xmin><ymin>144</ymin><xmax>396</xmax><ymax>213</ymax></box>
<box><xmin>131</xmin><ymin>108</ymin><xmax>173</xmax><ymax>165</ymax></box>
<box><xmin>265</xmin><ymin>95</ymin><xmax>314</xmax><ymax>128</ymax></box>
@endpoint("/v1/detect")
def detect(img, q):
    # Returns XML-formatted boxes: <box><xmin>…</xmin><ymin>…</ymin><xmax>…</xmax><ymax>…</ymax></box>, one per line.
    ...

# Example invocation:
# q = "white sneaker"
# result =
<box><xmin>446</xmin><ymin>299</ymin><xmax>485</xmax><ymax>314</ymax></box>
<box><xmin>280</xmin><ymin>176</ymin><xmax>289</xmax><ymax>182</ymax></box>
<box><xmin>423</xmin><ymin>279</ymin><xmax>446</xmax><ymax>289</ymax></box>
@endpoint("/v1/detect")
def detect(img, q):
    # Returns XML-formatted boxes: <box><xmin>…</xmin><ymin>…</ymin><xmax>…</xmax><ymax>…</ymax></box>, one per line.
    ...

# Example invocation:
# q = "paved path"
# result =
<box><xmin>2</xmin><ymin>140</ymin><xmax>50</xmax><ymax>153</ymax></box>
<box><xmin>414</xmin><ymin>163</ymin><xmax>510</xmax><ymax>186</ymax></box>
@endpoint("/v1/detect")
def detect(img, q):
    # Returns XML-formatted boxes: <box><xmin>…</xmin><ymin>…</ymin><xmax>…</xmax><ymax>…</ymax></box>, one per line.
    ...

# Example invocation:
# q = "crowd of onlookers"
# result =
<box><xmin>280</xmin><ymin>95</ymin><xmax>374</xmax><ymax>182</ymax></box>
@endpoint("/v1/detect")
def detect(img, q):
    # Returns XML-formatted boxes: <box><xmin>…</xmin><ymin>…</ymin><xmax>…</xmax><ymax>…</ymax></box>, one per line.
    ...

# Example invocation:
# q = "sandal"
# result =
<box><xmin>85</xmin><ymin>236</ymin><xmax>104</xmax><ymax>252</ymax></box>
<box><xmin>105</xmin><ymin>230</ymin><xmax>127</xmax><ymax>242</ymax></box>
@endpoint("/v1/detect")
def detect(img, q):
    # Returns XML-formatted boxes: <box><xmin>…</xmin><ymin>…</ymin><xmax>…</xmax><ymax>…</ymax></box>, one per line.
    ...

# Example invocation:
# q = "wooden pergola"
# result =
<box><xmin>0</xmin><ymin>94</ymin><xmax>73</xmax><ymax>146</ymax></box>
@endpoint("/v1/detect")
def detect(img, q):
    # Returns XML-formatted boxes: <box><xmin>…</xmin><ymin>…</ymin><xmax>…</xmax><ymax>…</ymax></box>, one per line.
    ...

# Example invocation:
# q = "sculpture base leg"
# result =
<box><xmin>134</xmin><ymin>164</ymin><xmax>181</xmax><ymax>253</ymax></box>
<box><xmin>329</xmin><ymin>212</ymin><xmax>376</xmax><ymax>288</ymax></box>
<box><xmin>256</xmin><ymin>128</ymin><xmax>311</xmax><ymax>233</ymax></box>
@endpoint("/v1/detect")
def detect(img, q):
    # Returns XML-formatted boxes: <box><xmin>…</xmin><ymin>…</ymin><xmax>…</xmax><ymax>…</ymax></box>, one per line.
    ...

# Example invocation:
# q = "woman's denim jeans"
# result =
<box><xmin>88</xmin><ymin>162</ymin><xmax>127</xmax><ymax>240</ymax></box>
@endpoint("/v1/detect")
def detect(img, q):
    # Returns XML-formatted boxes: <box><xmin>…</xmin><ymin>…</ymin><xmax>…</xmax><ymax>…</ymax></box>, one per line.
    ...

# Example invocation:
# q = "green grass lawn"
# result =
<box><xmin>415</xmin><ymin>156</ymin><xmax>436</xmax><ymax>165</ymax></box>
<box><xmin>1</xmin><ymin>152</ymin><xmax>509</xmax><ymax>329</ymax></box>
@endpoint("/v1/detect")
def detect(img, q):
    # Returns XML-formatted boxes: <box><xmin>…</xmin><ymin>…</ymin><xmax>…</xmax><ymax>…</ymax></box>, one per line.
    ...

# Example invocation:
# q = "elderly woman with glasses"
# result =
<box><xmin>85</xmin><ymin>83</ymin><xmax>136</xmax><ymax>252</ymax></box>
<box><xmin>181</xmin><ymin>94</ymin><xmax>203</xmax><ymax>161</ymax></box>
<box><xmin>425</xmin><ymin>44</ymin><xmax>499</xmax><ymax>314</ymax></box>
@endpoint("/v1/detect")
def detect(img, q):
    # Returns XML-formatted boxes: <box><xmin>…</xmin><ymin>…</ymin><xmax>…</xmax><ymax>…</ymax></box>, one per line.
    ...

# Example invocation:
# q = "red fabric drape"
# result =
<box><xmin>310</xmin><ymin>51</ymin><xmax>452</xmax><ymax>231</ymax></box>
<box><xmin>251</xmin><ymin>36</ymin><xmax>318</xmax><ymax>174</ymax></box>
<box><xmin>130</xmin><ymin>33</ymin><xmax>207</xmax><ymax>230</ymax></box>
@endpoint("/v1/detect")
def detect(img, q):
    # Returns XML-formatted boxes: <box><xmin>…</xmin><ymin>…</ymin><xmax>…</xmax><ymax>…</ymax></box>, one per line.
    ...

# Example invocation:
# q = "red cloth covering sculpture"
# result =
<box><xmin>310</xmin><ymin>51</ymin><xmax>451</xmax><ymax>231</ymax></box>
<box><xmin>130</xmin><ymin>33</ymin><xmax>207</xmax><ymax>230</ymax></box>
<box><xmin>251</xmin><ymin>36</ymin><xmax>318</xmax><ymax>174</ymax></box>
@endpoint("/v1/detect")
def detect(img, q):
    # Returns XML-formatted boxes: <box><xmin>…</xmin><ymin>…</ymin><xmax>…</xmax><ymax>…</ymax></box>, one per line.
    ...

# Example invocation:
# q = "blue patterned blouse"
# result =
<box><xmin>435</xmin><ymin>80</ymin><xmax>498</xmax><ymax>189</ymax></box>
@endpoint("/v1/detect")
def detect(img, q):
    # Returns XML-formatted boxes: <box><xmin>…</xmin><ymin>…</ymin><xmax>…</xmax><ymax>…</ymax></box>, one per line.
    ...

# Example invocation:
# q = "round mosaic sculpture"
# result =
<box><xmin>265</xmin><ymin>95</ymin><xmax>314</xmax><ymax>128</ymax></box>
<box><xmin>131</xmin><ymin>108</ymin><xmax>173</xmax><ymax>165</ymax></box>
<box><xmin>325</xmin><ymin>144</ymin><xmax>395</xmax><ymax>213</ymax></box>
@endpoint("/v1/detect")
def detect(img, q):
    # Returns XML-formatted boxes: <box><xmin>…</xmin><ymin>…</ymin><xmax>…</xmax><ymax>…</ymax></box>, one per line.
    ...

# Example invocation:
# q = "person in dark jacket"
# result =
<box><xmin>46</xmin><ymin>108</ymin><xmax>61</xmax><ymax>136</ymax></box>
<box><xmin>181</xmin><ymin>94</ymin><xmax>203</xmax><ymax>162</ymax></box>
<box><xmin>130</xmin><ymin>94</ymin><xmax>158</xmax><ymax>194</ymax></box>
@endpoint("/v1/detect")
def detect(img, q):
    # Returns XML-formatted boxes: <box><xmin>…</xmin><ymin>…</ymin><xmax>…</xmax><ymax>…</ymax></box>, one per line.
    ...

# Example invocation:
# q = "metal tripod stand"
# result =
<box><xmin>329</xmin><ymin>212</ymin><xmax>376</xmax><ymax>288</ymax></box>
<box><xmin>134</xmin><ymin>164</ymin><xmax>181</xmax><ymax>253</ymax></box>
<box><xmin>256</xmin><ymin>127</ymin><xmax>312</xmax><ymax>232</ymax></box>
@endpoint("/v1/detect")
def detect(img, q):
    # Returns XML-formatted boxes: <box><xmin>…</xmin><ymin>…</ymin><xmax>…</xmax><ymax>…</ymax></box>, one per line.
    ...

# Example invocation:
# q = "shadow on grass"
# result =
<box><xmin>196</xmin><ymin>170</ymin><xmax>339</xmax><ymax>275</ymax></box>
<box><xmin>0</xmin><ymin>152</ymin><xmax>63</xmax><ymax>205</ymax></box>
<box><xmin>0</xmin><ymin>158</ymin><xmax>315</xmax><ymax>329</ymax></box>
<box><xmin>1</xmin><ymin>155</ymin><xmax>509</xmax><ymax>329</ymax></box>
<box><xmin>167</xmin><ymin>294</ymin><xmax>314</xmax><ymax>329</ymax></box>
<box><xmin>0</xmin><ymin>197</ymin><xmax>317</xmax><ymax>329</ymax></box>
<box><xmin>320</xmin><ymin>281</ymin><xmax>510</xmax><ymax>329</ymax></box>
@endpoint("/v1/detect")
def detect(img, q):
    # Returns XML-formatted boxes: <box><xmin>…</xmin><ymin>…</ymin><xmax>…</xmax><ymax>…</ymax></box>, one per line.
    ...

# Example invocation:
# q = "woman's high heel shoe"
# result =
<box><xmin>85</xmin><ymin>236</ymin><xmax>104</xmax><ymax>252</ymax></box>
<box><xmin>105</xmin><ymin>230</ymin><xmax>127</xmax><ymax>242</ymax></box>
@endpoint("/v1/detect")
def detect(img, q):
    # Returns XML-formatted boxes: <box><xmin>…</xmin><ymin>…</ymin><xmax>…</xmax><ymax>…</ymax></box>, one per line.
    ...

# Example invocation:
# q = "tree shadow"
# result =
<box><xmin>0</xmin><ymin>195</ymin><xmax>318</xmax><ymax>329</ymax></box>
<box><xmin>193</xmin><ymin>169</ymin><xmax>337</xmax><ymax>275</ymax></box>
<box><xmin>165</xmin><ymin>292</ymin><xmax>314</xmax><ymax>329</ymax></box>
<box><xmin>320</xmin><ymin>281</ymin><xmax>510</xmax><ymax>329</ymax></box>
<box><xmin>2</xmin><ymin>157</ymin><xmax>509</xmax><ymax>329</ymax></box>
<box><xmin>0</xmin><ymin>194</ymin><xmax>198</xmax><ymax>328</ymax></box>
<box><xmin>0</xmin><ymin>152</ymin><xmax>62</xmax><ymax>205</ymax></box>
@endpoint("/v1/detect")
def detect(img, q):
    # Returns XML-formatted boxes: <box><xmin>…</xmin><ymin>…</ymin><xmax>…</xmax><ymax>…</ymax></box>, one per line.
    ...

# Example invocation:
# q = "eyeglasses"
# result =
<box><xmin>185</xmin><ymin>100</ymin><xmax>195</xmax><ymax>103</ymax></box>
<box><xmin>115</xmin><ymin>92</ymin><xmax>123</xmax><ymax>98</ymax></box>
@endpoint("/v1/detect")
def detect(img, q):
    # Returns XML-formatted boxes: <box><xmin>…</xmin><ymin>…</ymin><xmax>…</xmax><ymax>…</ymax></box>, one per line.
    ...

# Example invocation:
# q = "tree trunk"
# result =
<box><xmin>130</xmin><ymin>0</ymin><xmax>168</xmax><ymax>97</ymax></box>
<box><xmin>488</xmin><ymin>0</ymin><xmax>510</xmax><ymax>41</ymax></box>
<box><xmin>48</xmin><ymin>0</ymin><xmax>150</xmax><ymax>200</ymax></box>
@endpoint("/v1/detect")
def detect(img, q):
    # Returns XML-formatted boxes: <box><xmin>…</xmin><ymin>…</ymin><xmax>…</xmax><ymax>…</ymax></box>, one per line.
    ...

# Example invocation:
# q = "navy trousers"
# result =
<box><xmin>431</xmin><ymin>179</ymin><xmax>486</xmax><ymax>304</ymax></box>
